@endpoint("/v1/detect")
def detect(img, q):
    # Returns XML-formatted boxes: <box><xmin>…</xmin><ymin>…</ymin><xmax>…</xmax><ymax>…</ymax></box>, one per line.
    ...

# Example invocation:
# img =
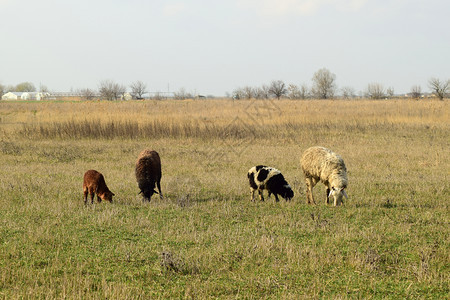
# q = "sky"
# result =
<box><xmin>1</xmin><ymin>0</ymin><xmax>449</xmax><ymax>96</ymax></box>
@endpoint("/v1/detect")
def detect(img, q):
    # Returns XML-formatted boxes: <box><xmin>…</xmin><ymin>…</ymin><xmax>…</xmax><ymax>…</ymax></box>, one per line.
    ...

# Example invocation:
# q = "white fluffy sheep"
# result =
<box><xmin>300</xmin><ymin>146</ymin><xmax>348</xmax><ymax>206</ymax></box>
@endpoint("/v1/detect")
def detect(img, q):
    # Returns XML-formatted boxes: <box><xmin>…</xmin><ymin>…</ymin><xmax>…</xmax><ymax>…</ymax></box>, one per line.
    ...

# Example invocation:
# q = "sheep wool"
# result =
<box><xmin>247</xmin><ymin>165</ymin><xmax>294</xmax><ymax>202</ymax></box>
<box><xmin>83</xmin><ymin>169</ymin><xmax>115</xmax><ymax>205</ymax></box>
<box><xmin>135</xmin><ymin>149</ymin><xmax>163</xmax><ymax>202</ymax></box>
<box><xmin>300</xmin><ymin>146</ymin><xmax>348</xmax><ymax>206</ymax></box>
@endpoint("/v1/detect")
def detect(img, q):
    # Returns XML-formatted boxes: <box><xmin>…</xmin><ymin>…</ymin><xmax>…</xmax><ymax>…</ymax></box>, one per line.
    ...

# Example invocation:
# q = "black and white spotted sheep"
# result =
<box><xmin>247</xmin><ymin>165</ymin><xmax>294</xmax><ymax>202</ymax></box>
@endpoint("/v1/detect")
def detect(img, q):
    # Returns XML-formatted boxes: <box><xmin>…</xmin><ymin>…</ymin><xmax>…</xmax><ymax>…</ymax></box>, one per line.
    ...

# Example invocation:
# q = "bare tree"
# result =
<box><xmin>242</xmin><ymin>86</ymin><xmax>255</xmax><ymax>99</ymax></box>
<box><xmin>232</xmin><ymin>87</ymin><xmax>244</xmax><ymax>100</ymax></box>
<box><xmin>99</xmin><ymin>80</ymin><xmax>115</xmax><ymax>100</ymax></box>
<box><xmin>39</xmin><ymin>83</ymin><xmax>49</xmax><ymax>93</ymax></box>
<box><xmin>99</xmin><ymin>80</ymin><xmax>126</xmax><ymax>100</ymax></box>
<box><xmin>410</xmin><ymin>85</ymin><xmax>422</xmax><ymax>99</ymax></box>
<box><xmin>269</xmin><ymin>80</ymin><xmax>287</xmax><ymax>100</ymax></box>
<box><xmin>386</xmin><ymin>87</ymin><xmax>395</xmax><ymax>98</ymax></box>
<box><xmin>173</xmin><ymin>87</ymin><xmax>194</xmax><ymax>100</ymax></box>
<box><xmin>365</xmin><ymin>83</ymin><xmax>385</xmax><ymax>99</ymax></box>
<box><xmin>341</xmin><ymin>86</ymin><xmax>356</xmax><ymax>99</ymax></box>
<box><xmin>78</xmin><ymin>88</ymin><xmax>97</xmax><ymax>100</ymax></box>
<box><xmin>287</xmin><ymin>84</ymin><xmax>301</xmax><ymax>99</ymax></box>
<box><xmin>428</xmin><ymin>77</ymin><xmax>449</xmax><ymax>100</ymax></box>
<box><xmin>299</xmin><ymin>84</ymin><xmax>309</xmax><ymax>99</ymax></box>
<box><xmin>130</xmin><ymin>80</ymin><xmax>147</xmax><ymax>99</ymax></box>
<box><xmin>0</xmin><ymin>83</ymin><xmax>5</xmax><ymax>98</ymax></box>
<box><xmin>15</xmin><ymin>82</ymin><xmax>36</xmax><ymax>92</ymax></box>
<box><xmin>255</xmin><ymin>84</ymin><xmax>270</xmax><ymax>99</ymax></box>
<box><xmin>5</xmin><ymin>85</ymin><xmax>14</xmax><ymax>93</ymax></box>
<box><xmin>311</xmin><ymin>68</ymin><xmax>336</xmax><ymax>99</ymax></box>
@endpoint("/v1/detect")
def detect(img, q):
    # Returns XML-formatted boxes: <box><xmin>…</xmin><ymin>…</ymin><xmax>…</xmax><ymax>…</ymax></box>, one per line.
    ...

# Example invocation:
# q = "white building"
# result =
<box><xmin>2</xmin><ymin>92</ymin><xmax>21</xmax><ymax>100</ymax></box>
<box><xmin>121</xmin><ymin>92</ymin><xmax>133</xmax><ymax>101</ymax></box>
<box><xmin>1</xmin><ymin>91</ymin><xmax>50</xmax><ymax>100</ymax></box>
<box><xmin>20</xmin><ymin>92</ymin><xmax>30</xmax><ymax>100</ymax></box>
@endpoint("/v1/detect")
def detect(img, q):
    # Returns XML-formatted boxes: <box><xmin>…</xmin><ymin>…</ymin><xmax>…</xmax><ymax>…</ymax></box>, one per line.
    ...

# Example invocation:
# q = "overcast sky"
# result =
<box><xmin>1</xmin><ymin>0</ymin><xmax>449</xmax><ymax>96</ymax></box>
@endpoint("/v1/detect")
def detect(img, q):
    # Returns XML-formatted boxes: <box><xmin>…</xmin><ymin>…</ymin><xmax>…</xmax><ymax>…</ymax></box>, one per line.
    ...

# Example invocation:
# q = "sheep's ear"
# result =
<box><xmin>342</xmin><ymin>189</ymin><xmax>348</xmax><ymax>199</ymax></box>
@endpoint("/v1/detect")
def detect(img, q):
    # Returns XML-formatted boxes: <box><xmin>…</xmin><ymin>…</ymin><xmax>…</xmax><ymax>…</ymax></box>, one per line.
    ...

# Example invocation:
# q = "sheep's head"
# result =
<box><xmin>328</xmin><ymin>187</ymin><xmax>347</xmax><ymax>206</ymax></box>
<box><xmin>282</xmin><ymin>185</ymin><xmax>294</xmax><ymax>201</ymax></box>
<box><xmin>101</xmin><ymin>191</ymin><xmax>115</xmax><ymax>203</ymax></box>
<box><xmin>140</xmin><ymin>189</ymin><xmax>158</xmax><ymax>202</ymax></box>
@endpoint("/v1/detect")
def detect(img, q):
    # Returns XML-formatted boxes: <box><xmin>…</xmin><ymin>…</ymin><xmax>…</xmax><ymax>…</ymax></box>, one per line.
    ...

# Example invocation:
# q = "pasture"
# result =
<box><xmin>0</xmin><ymin>99</ymin><xmax>448</xmax><ymax>298</ymax></box>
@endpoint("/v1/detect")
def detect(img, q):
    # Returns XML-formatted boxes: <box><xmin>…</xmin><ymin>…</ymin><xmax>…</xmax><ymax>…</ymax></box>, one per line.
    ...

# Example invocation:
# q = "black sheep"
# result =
<box><xmin>135</xmin><ymin>149</ymin><xmax>163</xmax><ymax>202</ymax></box>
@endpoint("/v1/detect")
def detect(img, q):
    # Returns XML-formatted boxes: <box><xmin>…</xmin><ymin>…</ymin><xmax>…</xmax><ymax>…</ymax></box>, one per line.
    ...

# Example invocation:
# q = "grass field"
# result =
<box><xmin>0</xmin><ymin>99</ymin><xmax>448</xmax><ymax>298</ymax></box>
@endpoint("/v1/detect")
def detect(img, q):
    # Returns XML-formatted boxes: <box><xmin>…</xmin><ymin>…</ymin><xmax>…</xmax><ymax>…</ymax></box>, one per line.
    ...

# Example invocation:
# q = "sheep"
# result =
<box><xmin>83</xmin><ymin>169</ymin><xmax>115</xmax><ymax>205</ymax></box>
<box><xmin>247</xmin><ymin>165</ymin><xmax>294</xmax><ymax>202</ymax></box>
<box><xmin>135</xmin><ymin>149</ymin><xmax>163</xmax><ymax>202</ymax></box>
<box><xmin>300</xmin><ymin>146</ymin><xmax>348</xmax><ymax>206</ymax></box>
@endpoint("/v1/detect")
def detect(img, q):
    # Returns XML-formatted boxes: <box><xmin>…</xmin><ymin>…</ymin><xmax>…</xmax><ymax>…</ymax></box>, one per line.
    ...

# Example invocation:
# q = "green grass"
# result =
<box><xmin>0</xmin><ymin>99</ymin><xmax>448</xmax><ymax>298</ymax></box>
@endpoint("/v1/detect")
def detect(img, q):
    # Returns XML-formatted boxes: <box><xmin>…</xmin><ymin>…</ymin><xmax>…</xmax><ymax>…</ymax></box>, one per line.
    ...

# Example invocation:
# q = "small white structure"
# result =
<box><xmin>21</xmin><ymin>92</ymin><xmax>30</xmax><ymax>100</ymax></box>
<box><xmin>122</xmin><ymin>92</ymin><xmax>133</xmax><ymax>101</ymax></box>
<box><xmin>1</xmin><ymin>91</ymin><xmax>50</xmax><ymax>101</ymax></box>
<box><xmin>2</xmin><ymin>92</ymin><xmax>19</xmax><ymax>100</ymax></box>
<box><xmin>35</xmin><ymin>92</ymin><xmax>50</xmax><ymax>100</ymax></box>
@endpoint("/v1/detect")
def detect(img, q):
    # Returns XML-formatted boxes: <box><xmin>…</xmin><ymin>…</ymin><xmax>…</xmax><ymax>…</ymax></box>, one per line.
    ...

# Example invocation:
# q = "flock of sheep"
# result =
<box><xmin>83</xmin><ymin>146</ymin><xmax>348</xmax><ymax>206</ymax></box>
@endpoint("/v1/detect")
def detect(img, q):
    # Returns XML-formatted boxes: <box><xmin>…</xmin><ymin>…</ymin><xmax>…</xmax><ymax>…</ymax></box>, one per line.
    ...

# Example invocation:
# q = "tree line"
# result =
<box><xmin>230</xmin><ymin>68</ymin><xmax>449</xmax><ymax>101</ymax></box>
<box><xmin>0</xmin><ymin>80</ymin><xmax>200</xmax><ymax>101</ymax></box>
<box><xmin>0</xmin><ymin>82</ymin><xmax>49</xmax><ymax>94</ymax></box>
<box><xmin>1</xmin><ymin>68</ymin><xmax>449</xmax><ymax>100</ymax></box>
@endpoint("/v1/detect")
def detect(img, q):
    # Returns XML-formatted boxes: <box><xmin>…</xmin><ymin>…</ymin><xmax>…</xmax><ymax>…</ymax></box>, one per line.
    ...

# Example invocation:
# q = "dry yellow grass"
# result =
<box><xmin>1</xmin><ymin>98</ymin><xmax>448</xmax><ymax>128</ymax></box>
<box><xmin>0</xmin><ymin>98</ymin><xmax>448</xmax><ymax>298</ymax></box>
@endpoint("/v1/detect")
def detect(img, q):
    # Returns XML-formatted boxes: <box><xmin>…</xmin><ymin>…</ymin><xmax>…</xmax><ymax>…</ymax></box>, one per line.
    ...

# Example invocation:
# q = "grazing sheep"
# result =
<box><xmin>135</xmin><ymin>149</ymin><xmax>163</xmax><ymax>202</ymax></box>
<box><xmin>83</xmin><ymin>169</ymin><xmax>115</xmax><ymax>205</ymax></box>
<box><xmin>300</xmin><ymin>146</ymin><xmax>348</xmax><ymax>206</ymax></box>
<box><xmin>247</xmin><ymin>165</ymin><xmax>294</xmax><ymax>202</ymax></box>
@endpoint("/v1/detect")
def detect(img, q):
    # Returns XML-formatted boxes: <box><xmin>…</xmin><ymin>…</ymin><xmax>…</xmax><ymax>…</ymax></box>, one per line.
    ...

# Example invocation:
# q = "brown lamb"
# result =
<box><xmin>83</xmin><ymin>169</ymin><xmax>115</xmax><ymax>205</ymax></box>
<box><xmin>135</xmin><ymin>149</ymin><xmax>163</xmax><ymax>202</ymax></box>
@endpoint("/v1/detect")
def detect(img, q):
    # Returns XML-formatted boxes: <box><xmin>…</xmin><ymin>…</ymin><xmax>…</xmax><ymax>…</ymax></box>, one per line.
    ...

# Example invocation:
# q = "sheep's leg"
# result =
<box><xmin>274</xmin><ymin>194</ymin><xmax>280</xmax><ymax>202</ymax></box>
<box><xmin>250</xmin><ymin>188</ymin><xmax>255</xmax><ymax>201</ymax></box>
<box><xmin>97</xmin><ymin>194</ymin><xmax>102</xmax><ymax>203</ymax></box>
<box><xmin>258</xmin><ymin>190</ymin><xmax>265</xmax><ymax>201</ymax></box>
<box><xmin>305</xmin><ymin>177</ymin><xmax>316</xmax><ymax>204</ymax></box>
<box><xmin>90</xmin><ymin>193</ymin><xmax>95</xmax><ymax>204</ymax></box>
<box><xmin>83</xmin><ymin>190</ymin><xmax>88</xmax><ymax>205</ymax></box>
<box><xmin>326</xmin><ymin>188</ymin><xmax>331</xmax><ymax>204</ymax></box>
<box><xmin>157</xmin><ymin>180</ymin><xmax>163</xmax><ymax>200</ymax></box>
